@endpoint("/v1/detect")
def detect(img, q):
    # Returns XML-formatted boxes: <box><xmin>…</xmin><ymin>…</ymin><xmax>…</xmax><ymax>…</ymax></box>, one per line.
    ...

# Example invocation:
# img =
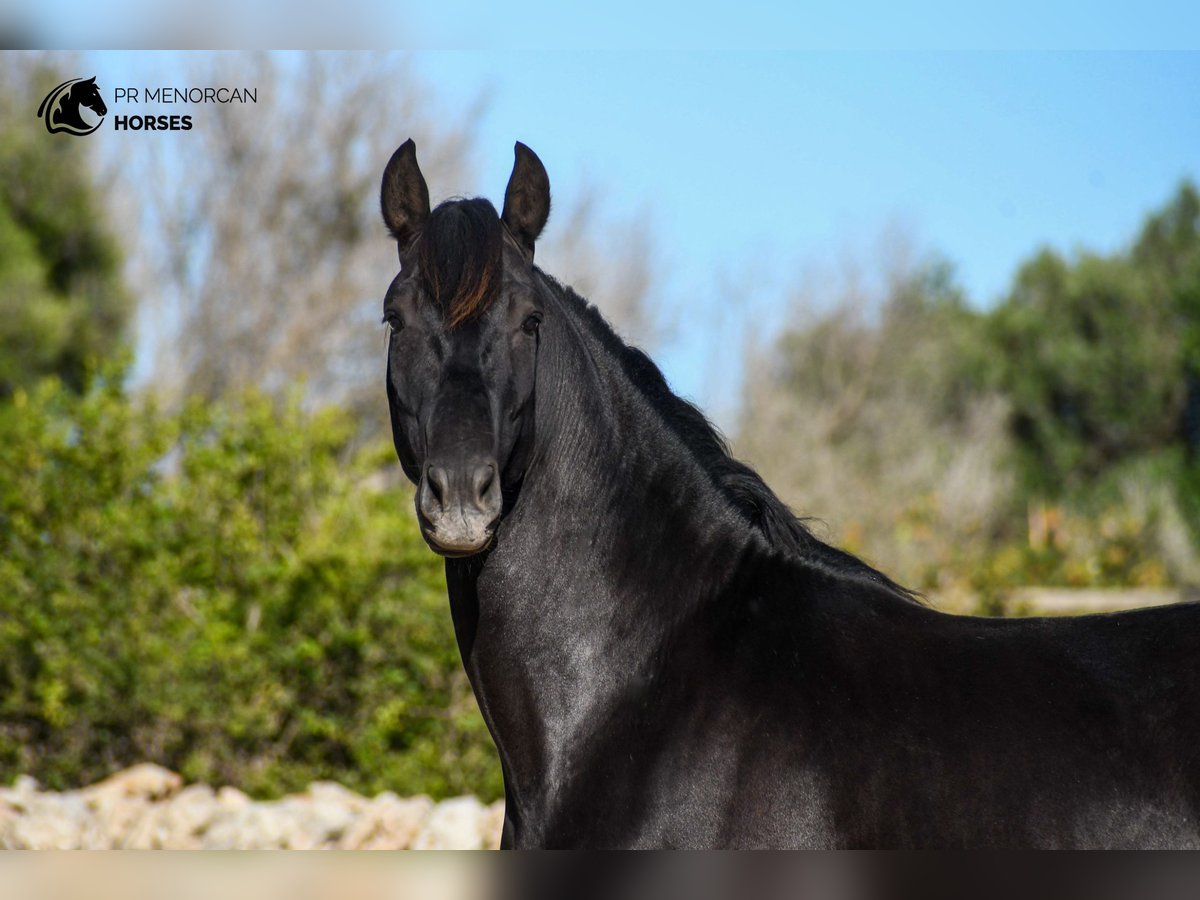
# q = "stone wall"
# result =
<box><xmin>0</xmin><ymin>764</ymin><xmax>504</xmax><ymax>849</ymax></box>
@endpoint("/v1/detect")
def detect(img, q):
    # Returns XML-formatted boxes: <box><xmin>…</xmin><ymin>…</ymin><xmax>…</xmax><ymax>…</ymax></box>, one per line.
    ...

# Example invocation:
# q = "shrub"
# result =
<box><xmin>0</xmin><ymin>369</ymin><xmax>501</xmax><ymax>800</ymax></box>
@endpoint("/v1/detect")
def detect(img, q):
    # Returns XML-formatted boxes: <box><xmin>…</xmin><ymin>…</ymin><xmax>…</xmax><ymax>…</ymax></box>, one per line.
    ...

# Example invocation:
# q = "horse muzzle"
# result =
<box><xmin>416</xmin><ymin>461</ymin><xmax>501</xmax><ymax>557</ymax></box>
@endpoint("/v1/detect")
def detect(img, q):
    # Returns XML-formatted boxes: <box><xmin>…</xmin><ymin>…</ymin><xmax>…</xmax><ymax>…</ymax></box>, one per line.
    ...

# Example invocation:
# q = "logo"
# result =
<box><xmin>36</xmin><ymin>76</ymin><xmax>108</xmax><ymax>136</ymax></box>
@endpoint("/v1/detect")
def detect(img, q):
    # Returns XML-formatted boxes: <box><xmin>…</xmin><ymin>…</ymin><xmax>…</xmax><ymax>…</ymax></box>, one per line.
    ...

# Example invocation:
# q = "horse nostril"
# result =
<box><xmin>473</xmin><ymin>464</ymin><xmax>496</xmax><ymax>506</ymax></box>
<box><xmin>425</xmin><ymin>466</ymin><xmax>448</xmax><ymax>511</ymax></box>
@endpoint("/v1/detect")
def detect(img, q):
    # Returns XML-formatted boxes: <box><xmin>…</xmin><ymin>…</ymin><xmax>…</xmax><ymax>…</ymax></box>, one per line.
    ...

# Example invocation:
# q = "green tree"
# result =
<box><xmin>1131</xmin><ymin>181</ymin><xmax>1200</xmax><ymax>535</ymax></box>
<box><xmin>0</xmin><ymin>59</ymin><xmax>129</xmax><ymax>397</ymax></box>
<box><xmin>1133</xmin><ymin>181</ymin><xmax>1200</xmax><ymax>287</ymax></box>
<box><xmin>1131</xmin><ymin>181</ymin><xmax>1200</xmax><ymax>433</ymax></box>
<box><xmin>990</xmin><ymin>246</ymin><xmax>1181</xmax><ymax>496</ymax></box>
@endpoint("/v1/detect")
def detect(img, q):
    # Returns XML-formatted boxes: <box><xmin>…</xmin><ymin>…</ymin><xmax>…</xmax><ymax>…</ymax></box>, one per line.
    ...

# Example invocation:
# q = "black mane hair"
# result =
<box><xmin>417</xmin><ymin>198</ymin><xmax>504</xmax><ymax>328</ymax></box>
<box><xmin>533</xmin><ymin>269</ymin><xmax>923</xmax><ymax>605</ymax></box>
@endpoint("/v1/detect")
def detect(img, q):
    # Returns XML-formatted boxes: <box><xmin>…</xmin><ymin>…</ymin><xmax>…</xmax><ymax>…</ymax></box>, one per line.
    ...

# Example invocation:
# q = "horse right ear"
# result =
<box><xmin>381</xmin><ymin>139</ymin><xmax>430</xmax><ymax>248</ymax></box>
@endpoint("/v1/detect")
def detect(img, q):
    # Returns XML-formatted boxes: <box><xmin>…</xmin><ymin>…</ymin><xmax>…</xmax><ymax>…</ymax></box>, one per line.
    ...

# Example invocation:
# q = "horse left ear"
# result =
<box><xmin>502</xmin><ymin>142</ymin><xmax>550</xmax><ymax>257</ymax></box>
<box><xmin>84</xmin><ymin>76</ymin><xmax>96</xmax><ymax>85</ymax></box>
<box><xmin>380</xmin><ymin>139</ymin><xmax>431</xmax><ymax>249</ymax></box>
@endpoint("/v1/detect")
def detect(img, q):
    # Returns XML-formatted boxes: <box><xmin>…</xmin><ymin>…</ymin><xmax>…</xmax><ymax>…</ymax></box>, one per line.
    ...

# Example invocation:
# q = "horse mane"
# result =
<box><xmin>417</xmin><ymin>198</ymin><xmax>504</xmax><ymax>329</ymax></box>
<box><xmin>537</xmin><ymin>271</ymin><xmax>923</xmax><ymax>606</ymax></box>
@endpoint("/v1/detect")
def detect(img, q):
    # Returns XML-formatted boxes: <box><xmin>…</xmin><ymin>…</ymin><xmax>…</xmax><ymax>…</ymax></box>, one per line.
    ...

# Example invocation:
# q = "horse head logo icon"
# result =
<box><xmin>36</xmin><ymin>76</ymin><xmax>107</xmax><ymax>136</ymax></box>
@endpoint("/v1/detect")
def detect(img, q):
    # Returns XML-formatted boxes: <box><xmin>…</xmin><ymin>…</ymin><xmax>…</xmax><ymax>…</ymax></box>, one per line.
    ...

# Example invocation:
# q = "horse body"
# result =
<box><xmin>380</xmin><ymin>140</ymin><xmax>1200</xmax><ymax>848</ymax></box>
<box><xmin>447</xmin><ymin>276</ymin><xmax>1200</xmax><ymax>849</ymax></box>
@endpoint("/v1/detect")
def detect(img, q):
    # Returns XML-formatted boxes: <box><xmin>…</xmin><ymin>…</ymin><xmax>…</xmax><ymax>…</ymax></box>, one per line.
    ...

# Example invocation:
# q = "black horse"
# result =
<box><xmin>380</xmin><ymin>139</ymin><xmax>1200</xmax><ymax>848</ymax></box>
<box><xmin>37</xmin><ymin>76</ymin><xmax>107</xmax><ymax>135</ymax></box>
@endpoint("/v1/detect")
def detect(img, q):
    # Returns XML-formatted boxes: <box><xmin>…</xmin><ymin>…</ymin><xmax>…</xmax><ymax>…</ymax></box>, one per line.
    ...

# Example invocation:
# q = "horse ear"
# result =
<box><xmin>84</xmin><ymin>76</ymin><xmax>96</xmax><ymax>85</ymax></box>
<box><xmin>502</xmin><ymin>142</ymin><xmax>550</xmax><ymax>257</ymax></box>
<box><xmin>381</xmin><ymin>139</ymin><xmax>430</xmax><ymax>248</ymax></box>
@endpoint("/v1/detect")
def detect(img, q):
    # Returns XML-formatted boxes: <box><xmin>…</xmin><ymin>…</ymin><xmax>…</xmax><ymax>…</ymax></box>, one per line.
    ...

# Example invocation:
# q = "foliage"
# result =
<box><xmin>739</xmin><ymin>182</ymin><xmax>1200</xmax><ymax>598</ymax></box>
<box><xmin>989</xmin><ymin>248</ymin><xmax>1180</xmax><ymax>496</ymax></box>
<box><xmin>0</xmin><ymin>368</ymin><xmax>501</xmax><ymax>800</ymax></box>
<box><xmin>737</xmin><ymin>256</ymin><xmax>1017</xmax><ymax>589</ymax></box>
<box><xmin>1131</xmin><ymin>182</ymin><xmax>1200</xmax><ymax>541</ymax></box>
<box><xmin>985</xmin><ymin>180</ymin><xmax>1200</xmax><ymax>548</ymax></box>
<box><xmin>0</xmin><ymin>59</ymin><xmax>130</xmax><ymax>397</ymax></box>
<box><xmin>941</xmin><ymin>471</ymin><xmax>1177</xmax><ymax>614</ymax></box>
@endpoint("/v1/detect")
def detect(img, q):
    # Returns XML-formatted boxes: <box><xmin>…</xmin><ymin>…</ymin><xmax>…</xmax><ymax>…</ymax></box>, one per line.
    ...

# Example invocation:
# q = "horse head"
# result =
<box><xmin>71</xmin><ymin>77</ymin><xmax>107</xmax><ymax>117</ymax></box>
<box><xmin>381</xmin><ymin>140</ymin><xmax>551</xmax><ymax>557</ymax></box>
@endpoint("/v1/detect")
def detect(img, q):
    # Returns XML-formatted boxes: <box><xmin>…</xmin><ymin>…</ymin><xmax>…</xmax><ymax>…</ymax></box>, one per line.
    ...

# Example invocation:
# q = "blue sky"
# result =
<box><xmin>24</xmin><ymin>2</ymin><xmax>1200</xmax><ymax>51</ymax></box>
<box><xmin>414</xmin><ymin>52</ymin><xmax>1199</xmax><ymax>307</ymax></box>
<box><xmin>409</xmin><ymin>51</ymin><xmax>1200</xmax><ymax>418</ymax></box>
<box><xmin>79</xmin><ymin>50</ymin><xmax>1200</xmax><ymax>424</ymax></box>
<box><xmin>403</xmin><ymin>2</ymin><xmax>1200</xmax><ymax>52</ymax></box>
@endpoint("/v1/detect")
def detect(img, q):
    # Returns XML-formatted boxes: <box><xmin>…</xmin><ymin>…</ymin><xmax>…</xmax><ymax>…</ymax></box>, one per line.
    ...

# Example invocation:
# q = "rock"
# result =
<box><xmin>122</xmin><ymin>804</ymin><xmax>171</xmax><ymax>849</ymax></box>
<box><xmin>1</xmin><ymin>775</ymin><xmax>41</xmax><ymax>813</ymax></box>
<box><xmin>203</xmin><ymin>794</ymin><xmax>351</xmax><ymax>850</ymax></box>
<box><xmin>80</xmin><ymin>766</ymin><xmax>192</xmax><ymax>849</ymax></box>
<box><xmin>411</xmin><ymin>796</ymin><xmax>489</xmax><ymax>850</ymax></box>
<box><xmin>299</xmin><ymin>797</ymin><xmax>356</xmax><ymax>848</ymax></box>
<box><xmin>307</xmin><ymin>781</ymin><xmax>368</xmax><ymax>814</ymax></box>
<box><xmin>84</xmin><ymin>763</ymin><xmax>182</xmax><ymax>803</ymax></box>
<box><xmin>6</xmin><ymin>793</ymin><xmax>89</xmax><ymax>849</ymax></box>
<box><xmin>158</xmin><ymin>784</ymin><xmax>220</xmax><ymax>847</ymax></box>
<box><xmin>203</xmin><ymin>802</ymin><xmax>289</xmax><ymax>850</ymax></box>
<box><xmin>0</xmin><ymin>793</ymin><xmax>21</xmax><ymax>850</ymax></box>
<box><xmin>9</xmin><ymin>811</ymin><xmax>82</xmax><ymax>849</ymax></box>
<box><xmin>81</xmin><ymin>796</ymin><xmax>152</xmax><ymax>849</ymax></box>
<box><xmin>482</xmin><ymin>800</ymin><xmax>506</xmax><ymax>850</ymax></box>
<box><xmin>11</xmin><ymin>774</ymin><xmax>40</xmax><ymax>795</ymax></box>
<box><xmin>216</xmin><ymin>785</ymin><xmax>251</xmax><ymax>810</ymax></box>
<box><xmin>0</xmin><ymin>766</ymin><xmax>499</xmax><ymax>851</ymax></box>
<box><xmin>340</xmin><ymin>792</ymin><xmax>433</xmax><ymax>850</ymax></box>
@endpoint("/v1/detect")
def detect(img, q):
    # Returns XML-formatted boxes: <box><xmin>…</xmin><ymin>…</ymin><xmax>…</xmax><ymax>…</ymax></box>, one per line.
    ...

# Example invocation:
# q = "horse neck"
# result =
<box><xmin>524</xmin><ymin>295</ymin><xmax>756</xmax><ymax>611</ymax></box>
<box><xmin>449</xmin><ymin>282</ymin><xmax>758</xmax><ymax>823</ymax></box>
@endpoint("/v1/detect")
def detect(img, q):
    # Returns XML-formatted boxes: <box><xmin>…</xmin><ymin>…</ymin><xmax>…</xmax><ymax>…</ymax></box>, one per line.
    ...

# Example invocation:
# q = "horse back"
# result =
<box><xmin>747</xmin><ymin>595</ymin><xmax>1200</xmax><ymax>847</ymax></box>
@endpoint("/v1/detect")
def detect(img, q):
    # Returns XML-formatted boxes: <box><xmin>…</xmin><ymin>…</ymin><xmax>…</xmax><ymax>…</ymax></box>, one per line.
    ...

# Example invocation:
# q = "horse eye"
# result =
<box><xmin>383</xmin><ymin>313</ymin><xmax>404</xmax><ymax>332</ymax></box>
<box><xmin>522</xmin><ymin>312</ymin><xmax>543</xmax><ymax>335</ymax></box>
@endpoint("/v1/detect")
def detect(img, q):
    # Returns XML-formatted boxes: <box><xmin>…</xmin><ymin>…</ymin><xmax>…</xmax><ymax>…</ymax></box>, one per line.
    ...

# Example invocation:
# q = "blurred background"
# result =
<box><xmin>1</xmin><ymin>49</ymin><xmax>1199</xmax><ymax>824</ymax></box>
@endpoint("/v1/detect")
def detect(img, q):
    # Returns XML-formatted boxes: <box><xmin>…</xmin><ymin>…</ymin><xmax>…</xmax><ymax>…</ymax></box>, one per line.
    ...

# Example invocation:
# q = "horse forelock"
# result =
<box><xmin>416</xmin><ymin>198</ymin><xmax>504</xmax><ymax>329</ymax></box>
